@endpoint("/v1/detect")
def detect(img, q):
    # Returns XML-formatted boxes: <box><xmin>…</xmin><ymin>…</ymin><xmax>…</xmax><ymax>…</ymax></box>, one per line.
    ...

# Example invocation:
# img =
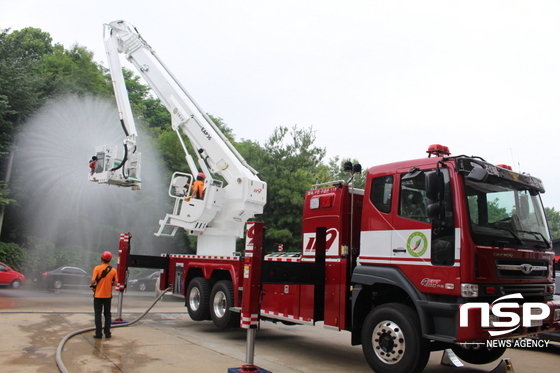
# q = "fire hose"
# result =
<box><xmin>55</xmin><ymin>287</ymin><xmax>171</xmax><ymax>373</ymax></box>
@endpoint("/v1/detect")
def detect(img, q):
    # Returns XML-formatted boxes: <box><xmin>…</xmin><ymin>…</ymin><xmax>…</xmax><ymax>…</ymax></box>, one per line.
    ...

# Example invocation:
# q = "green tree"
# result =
<box><xmin>545</xmin><ymin>207</ymin><xmax>560</xmax><ymax>240</ymax></box>
<box><xmin>143</xmin><ymin>97</ymin><xmax>171</xmax><ymax>130</ymax></box>
<box><xmin>119</xmin><ymin>68</ymin><xmax>150</xmax><ymax>108</ymax></box>
<box><xmin>0</xmin><ymin>28</ymin><xmax>50</xmax><ymax>153</ymax></box>
<box><xmin>0</xmin><ymin>242</ymin><xmax>26</xmax><ymax>272</ymax></box>
<box><xmin>156</xmin><ymin>130</ymin><xmax>185</xmax><ymax>172</ymax></box>
<box><xmin>41</xmin><ymin>44</ymin><xmax>110</xmax><ymax>97</ymax></box>
<box><xmin>1</xmin><ymin>27</ymin><xmax>53</xmax><ymax>59</ymax></box>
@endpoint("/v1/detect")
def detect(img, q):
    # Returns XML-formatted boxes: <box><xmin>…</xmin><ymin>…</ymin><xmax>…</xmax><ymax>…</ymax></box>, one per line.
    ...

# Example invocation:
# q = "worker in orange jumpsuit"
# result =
<box><xmin>90</xmin><ymin>251</ymin><xmax>118</xmax><ymax>339</ymax></box>
<box><xmin>191</xmin><ymin>172</ymin><xmax>205</xmax><ymax>199</ymax></box>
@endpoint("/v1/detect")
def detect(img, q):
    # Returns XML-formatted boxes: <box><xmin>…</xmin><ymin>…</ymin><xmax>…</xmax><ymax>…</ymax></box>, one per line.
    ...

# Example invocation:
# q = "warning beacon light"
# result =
<box><xmin>427</xmin><ymin>144</ymin><xmax>451</xmax><ymax>158</ymax></box>
<box><xmin>496</xmin><ymin>164</ymin><xmax>513</xmax><ymax>170</ymax></box>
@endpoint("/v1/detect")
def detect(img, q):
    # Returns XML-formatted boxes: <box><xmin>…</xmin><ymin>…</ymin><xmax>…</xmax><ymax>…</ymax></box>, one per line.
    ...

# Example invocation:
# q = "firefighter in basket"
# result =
<box><xmin>185</xmin><ymin>172</ymin><xmax>205</xmax><ymax>200</ymax></box>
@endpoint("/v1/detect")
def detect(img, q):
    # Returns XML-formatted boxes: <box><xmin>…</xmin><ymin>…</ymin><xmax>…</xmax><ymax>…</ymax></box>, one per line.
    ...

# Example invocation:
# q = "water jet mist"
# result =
<box><xmin>9</xmin><ymin>95</ymin><xmax>185</xmax><ymax>274</ymax></box>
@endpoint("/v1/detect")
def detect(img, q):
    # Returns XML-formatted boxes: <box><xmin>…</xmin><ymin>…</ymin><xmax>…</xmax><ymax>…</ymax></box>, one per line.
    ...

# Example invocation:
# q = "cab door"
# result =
<box><xmin>358</xmin><ymin>175</ymin><xmax>394</xmax><ymax>265</ymax></box>
<box><xmin>391</xmin><ymin>169</ymin><xmax>432</xmax><ymax>263</ymax></box>
<box><xmin>391</xmin><ymin>167</ymin><xmax>459</xmax><ymax>293</ymax></box>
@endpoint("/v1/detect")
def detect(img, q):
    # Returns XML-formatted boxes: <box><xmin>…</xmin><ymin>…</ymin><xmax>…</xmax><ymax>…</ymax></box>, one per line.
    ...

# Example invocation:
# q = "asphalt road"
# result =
<box><xmin>0</xmin><ymin>286</ymin><xmax>559</xmax><ymax>372</ymax></box>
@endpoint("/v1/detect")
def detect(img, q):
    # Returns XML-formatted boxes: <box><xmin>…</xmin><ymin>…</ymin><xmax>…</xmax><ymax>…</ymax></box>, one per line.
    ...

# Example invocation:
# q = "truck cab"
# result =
<box><xmin>351</xmin><ymin>145</ymin><xmax>559</xmax><ymax>372</ymax></box>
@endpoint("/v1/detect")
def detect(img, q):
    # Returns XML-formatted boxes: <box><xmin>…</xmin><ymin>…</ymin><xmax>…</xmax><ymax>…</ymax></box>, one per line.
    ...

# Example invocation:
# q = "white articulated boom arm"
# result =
<box><xmin>104</xmin><ymin>20</ymin><xmax>267</xmax><ymax>256</ymax></box>
<box><xmin>103</xmin><ymin>26</ymin><xmax>139</xmax><ymax>152</ymax></box>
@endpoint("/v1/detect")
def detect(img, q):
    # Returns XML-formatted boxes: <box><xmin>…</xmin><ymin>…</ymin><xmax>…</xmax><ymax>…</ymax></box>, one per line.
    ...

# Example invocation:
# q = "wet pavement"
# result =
<box><xmin>1</xmin><ymin>286</ymin><xmax>559</xmax><ymax>372</ymax></box>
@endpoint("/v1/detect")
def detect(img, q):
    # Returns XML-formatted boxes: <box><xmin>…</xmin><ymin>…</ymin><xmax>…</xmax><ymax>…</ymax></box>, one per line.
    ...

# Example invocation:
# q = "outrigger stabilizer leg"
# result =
<box><xmin>113</xmin><ymin>233</ymin><xmax>131</xmax><ymax>324</ymax></box>
<box><xmin>228</xmin><ymin>222</ymin><xmax>272</xmax><ymax>373</ymax></box>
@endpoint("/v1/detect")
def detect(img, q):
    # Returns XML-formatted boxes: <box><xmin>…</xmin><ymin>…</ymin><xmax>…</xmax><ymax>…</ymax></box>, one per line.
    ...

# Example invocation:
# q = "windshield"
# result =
<box><xmin>465</xmin><ymin>177</ymin><xmax>551</xmax><ymax>250</ymax></box>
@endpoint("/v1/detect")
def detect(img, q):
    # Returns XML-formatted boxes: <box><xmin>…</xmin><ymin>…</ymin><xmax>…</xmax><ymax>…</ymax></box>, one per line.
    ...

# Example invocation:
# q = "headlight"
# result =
<box><xmin>554</xmin><ymin>309</ymin><xmax>560</xmax><ymax>322</ymax></box>
<box><xmin>461</xmin><ymin>283</ymin><xmax>479</xmax><ymax>298</ymax></box>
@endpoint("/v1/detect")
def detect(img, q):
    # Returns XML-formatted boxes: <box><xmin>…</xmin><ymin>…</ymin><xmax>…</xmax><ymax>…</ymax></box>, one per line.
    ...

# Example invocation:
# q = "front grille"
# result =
<box><xmin>500</xmin><ymin>284</ymin><xmax>546</xmax><ymax>297</ymax></box>
<box><xmin>495</xmin><ymin>258</ymin><xmax>549</xmax><ymax>279</ymax></box>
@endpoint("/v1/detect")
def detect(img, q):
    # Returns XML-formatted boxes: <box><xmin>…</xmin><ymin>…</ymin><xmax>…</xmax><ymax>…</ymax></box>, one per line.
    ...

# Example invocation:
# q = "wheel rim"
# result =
<box><xmin>54</xmin><ymin>280</ymin><xmax>62</xmax><ymax>289</ymax></box>
<box><xmin>139</xmin><ymin>283</ymin><xmax>146</xmax><ymax>291</ymax></box>
<box><xmin>189</xmin><ymin>287</ymin><xmax>201</xmax><ymax>311</ymax></box>
<box><xmin>212</xmin><ymin>290</ymin><xmax>227</xmax><ymax>318</ymax></box>
<box><xmin>11</xmin><ymin>280</ymin><xmax>21</xmax><ymax>289</ymax></box>
<box><xmin>372</xmin><ymin>319</ymin><xmax>406</xmax><ymax>365</ymax></box>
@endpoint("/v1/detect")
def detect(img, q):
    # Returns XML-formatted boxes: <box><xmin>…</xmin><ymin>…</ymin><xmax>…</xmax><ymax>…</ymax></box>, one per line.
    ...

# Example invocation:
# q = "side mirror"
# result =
<box><xmin>467</xmin><ymin>167</ymin><xmax>488</xmax><ymax>182</ymax></box>
<box><xmin>425</xmin><ymin>171</ymin><xmax>442</xmax><ymax>201</ymax></box>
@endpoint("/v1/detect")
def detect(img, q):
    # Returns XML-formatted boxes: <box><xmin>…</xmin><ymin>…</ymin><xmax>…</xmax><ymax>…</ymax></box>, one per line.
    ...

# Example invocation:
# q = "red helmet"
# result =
<box><xmin>197</xmin><ymin>172</ymin><xmax>205</xmax><ymax>179</ymax></box>
<box><xmin>101</xmin><ymin>251</ymin><xmax>113</xmax><ymax>261</ymax></box>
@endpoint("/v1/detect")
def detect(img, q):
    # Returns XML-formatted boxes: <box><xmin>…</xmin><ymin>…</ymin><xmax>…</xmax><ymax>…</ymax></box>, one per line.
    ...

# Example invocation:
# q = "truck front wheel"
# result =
<box><xmin>451</xmin><ymin>344</ymin><xmax>506</xmax><ymax>365</ymax></box>
<box><xmin>362</xmin><ymin>303</ymin><xmax>430</xmax><ymax>373</ymax></box>
<box><xmin>210</xmin><ymin>280</ymin><xmax>239</xmax><ymax>329</ymax></box>
<box><xmin>186</xmin><ymin>277</ymin><xmax>211</xmax><ymax>321</ymax></box>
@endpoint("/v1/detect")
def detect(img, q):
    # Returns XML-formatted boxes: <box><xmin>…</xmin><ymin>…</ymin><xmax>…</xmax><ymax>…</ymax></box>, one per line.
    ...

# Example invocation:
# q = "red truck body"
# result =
<box><xmin>119</xmin><ymin>146</ymin><xmax>560</xmax><ymax>373</ymax></box>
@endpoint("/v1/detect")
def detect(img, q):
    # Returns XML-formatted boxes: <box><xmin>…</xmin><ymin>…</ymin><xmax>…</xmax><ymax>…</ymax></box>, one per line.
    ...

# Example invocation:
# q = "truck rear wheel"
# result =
<box><xmin>186</xmin><ymin>277</ymin><xmax>211</xmax><ymax>321</ymax></box>
<box><xmin>451</xmin><ymin>344</ymin><xmax>506</xmax><ymax>365</ymax></box>
<box><xmin>362</xmin><ymin>303</ymin><xmax>430</xmax><ymax>373</ymax></box>
<box><xmin>210</xmin><ymin>280</ymin><xmax>239</xmax><ymax>329</ymax></box>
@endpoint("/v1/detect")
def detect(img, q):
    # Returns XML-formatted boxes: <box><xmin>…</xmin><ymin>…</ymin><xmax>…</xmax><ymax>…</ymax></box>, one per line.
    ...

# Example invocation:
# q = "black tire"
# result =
<box><xmin>185</xmin><ymin>277</ymin><xmax>211</xmax><ymax>321</ymax></box>
<box><xmin>362</xmin><ymin>303</ymin><xmax>430</xmax><ymax>373</ymax></box>
<box><xmin>209</xmin><ymin>280</ymin><xmax>239</xmax><ymax>329</ymax></box>
<box><xmin>451</xmin><ymin>344</ymin><xmax>506</xmax><ymax>365</ymax></box>
<box><xmin>53</xmin><ymin>279</ymin><xmax>63</xmax><ymax>289</ymax></box>
<box><xmin>10</xmin><ymin>279</ymin><xmax>22</xmax><ymax>289</ymax></box>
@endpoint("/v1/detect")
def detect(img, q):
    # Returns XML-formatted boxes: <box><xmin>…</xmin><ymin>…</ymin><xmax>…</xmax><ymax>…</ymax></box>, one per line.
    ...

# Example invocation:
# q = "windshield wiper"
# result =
<box><xmin>489</xmin><ymin>226</ymin><xmax>524</xmax><ymax>246</ymax></box>
<box><xmin>518</xmin><ymin>230</ymin><xmax>551</xmax><ymax>249</ymax></box>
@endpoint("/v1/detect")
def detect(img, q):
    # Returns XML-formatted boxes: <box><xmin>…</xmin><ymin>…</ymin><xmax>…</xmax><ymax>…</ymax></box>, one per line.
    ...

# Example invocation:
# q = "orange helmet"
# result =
<box><xmin>101</xmin><ymin>251</ymin><xmax>113</xmax><ymax>261</ymax></box>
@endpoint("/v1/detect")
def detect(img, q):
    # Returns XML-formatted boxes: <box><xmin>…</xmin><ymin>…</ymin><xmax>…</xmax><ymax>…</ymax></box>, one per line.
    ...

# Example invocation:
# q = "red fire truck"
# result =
<box><xmin>101</xmin><ymin>21</ymin><xmax>559</xmax><ymax>373</ymax></box>
<box><xmin>118</xmin><ymin>143</ymin><xmax>559</xmax><ymax>373</ymax></box>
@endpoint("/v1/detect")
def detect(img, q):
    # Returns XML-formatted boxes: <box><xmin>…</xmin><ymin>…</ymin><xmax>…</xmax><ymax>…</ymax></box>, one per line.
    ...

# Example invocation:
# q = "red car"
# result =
<box><xmin>0</xmin><ymin>262</ymin><xmax>25</xmax><ymax>289</ymax></box>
